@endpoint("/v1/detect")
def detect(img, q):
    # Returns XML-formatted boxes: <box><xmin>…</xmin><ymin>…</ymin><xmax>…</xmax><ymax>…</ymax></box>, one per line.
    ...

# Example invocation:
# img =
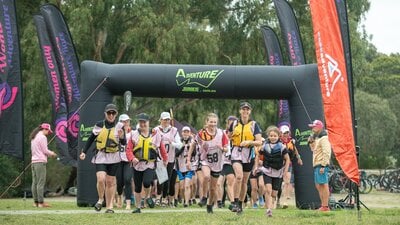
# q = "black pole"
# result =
<box><xmin>340</xmin><ymin>0</ymin><xmax>362</xmax><ymax>218</ymax></box>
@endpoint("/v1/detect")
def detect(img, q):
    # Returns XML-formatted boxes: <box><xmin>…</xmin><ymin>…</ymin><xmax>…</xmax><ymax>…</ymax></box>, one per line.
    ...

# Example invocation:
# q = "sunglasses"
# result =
<box><xmin>107</xmin><ymin>111</ymin><xmax>117</xmax><ymax>115</ymax></box>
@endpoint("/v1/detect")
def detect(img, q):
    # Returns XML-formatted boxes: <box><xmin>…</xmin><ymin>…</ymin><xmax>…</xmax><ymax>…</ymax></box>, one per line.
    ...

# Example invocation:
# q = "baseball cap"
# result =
<box><xmin>40</xmin><ymin>123</ymin><xmax>53</xmax><ymax>134</ymax></box>
<box><xmin>240</xmin><ymin>101</ymin><xmax>252</xmax><ymax>109</ymax></box>
<box><xmin>182</xmin><ymin>126</ymin><xmax>191</xmax><ymax>132</ymax></box>
<box><xmin>160</xmin><ymin>112</ymin><xmax>171</xmax><ymax>120</ymax></box>
<box><xmin>137</xmin><ymin>113</ymin><xmax>150</xmax><ymax>121</ymax></box>
<box><xmin>104</xmin><ymin>103</ymin><xmax>118</xmax><ymax>113</ymax></box>
<box><xmin>227</xmin><ymin>115</ymin><xmax>237</xmax><ymax>121</ymax></box>
<box><xmin>119</xmin><ymin>114</ymin><xmax>130</xmax><ymax>122</ymax></box>
<box><xmin>308</xmin><ymin>120</ymin><xmax>324</xmax><ymax>129</ymax></box>
<box><xmin>280</xmin><ymin>125</ymin><xmax>290</xmax><ymax>134</ymax></box>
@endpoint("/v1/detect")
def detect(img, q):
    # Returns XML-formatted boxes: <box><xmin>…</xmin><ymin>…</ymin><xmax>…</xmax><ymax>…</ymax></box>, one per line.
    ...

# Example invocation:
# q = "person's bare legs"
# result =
<box><xmin>105</xmin><ymin>175</ymin><xmax>116</xmax><ymax>210</ymax></box>
<box><xmin>226</xmin><ymin>174</ymin><xmax>235</xmax><ymax>203</ymax></box>
<box><xmin>320</xmin><ymin>184</ymin><xmax>329</xmax><ymax>207</ymax></box>
<box><xmin>239</xmin><ymin>172</ymin><xmax>250</xmax><ymax>202</ymax></box>
<box><xmin>208</xmin><ymin>176</ymin><xmax>219</xmax><ymax>206</ymax></box>
<box><xmin>282</xmin><ymin>171</ymin><xmax>291</xmax><ymax>206</ymax></box>
<box><xmin>264</xmin><ymin>183</ymin><xmax>273</xmax><ymax>210</ymax></box>
<box><xmin>201</xmin><ymin>166</ymin><xmax>211</xmax><ymax>200</ymax></box>
<box><xmin>184</xmin><ymin>178</ymin><xmax>191</xmax><ymax>205</ymax></box>
<box><xmin>250</xmin><ymin>178</ymin><xmax>258</xmax><ymax>206</ymax></box>
<box><xmin>196</xmin><ymin>171</ymin><xmax>204</xmax><ymax>200</ymax></box>
<box><xmin>217</xmin><ymin>175</ymin><xmax>225</xmax><ymax>202</ymax></box>
<box><xmin>96</xmin><ymin>172</ymin><xmax>106</xmax><ymax>204</ymax></box>
<box><xmin>232</xmin><ymin>163</ymin><xmax>243</xmax><ymax>201</ymax></box>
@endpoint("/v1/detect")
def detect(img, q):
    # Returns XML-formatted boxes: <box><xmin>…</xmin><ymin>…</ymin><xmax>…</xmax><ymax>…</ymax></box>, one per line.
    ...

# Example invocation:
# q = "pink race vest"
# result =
<box><xmin>197</xmin><ymin>128</ymin><xmax>225</xmax><ymax>172</ymax></box>
<box><xmin>158</xmin><ymin>126</ymin><xmax>178</xmax><ymax>163</ymax></box>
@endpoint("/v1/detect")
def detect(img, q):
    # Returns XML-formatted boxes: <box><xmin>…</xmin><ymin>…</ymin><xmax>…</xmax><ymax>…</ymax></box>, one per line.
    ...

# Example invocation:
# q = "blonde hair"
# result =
<box><xmin>265</xmin><ymin>125</ymin><xmax>280</xmax><ymax>136</ymax></box>
<box><xmin>203</xmin><ymin>113</ymin><xmax>219</xmax><ymax>129</ymax></box>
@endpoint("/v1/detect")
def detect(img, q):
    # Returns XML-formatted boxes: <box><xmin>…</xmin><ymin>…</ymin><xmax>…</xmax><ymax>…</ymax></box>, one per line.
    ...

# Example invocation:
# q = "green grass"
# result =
<box><xmin>0</xmin><ymin>199</ymin><xmax>399</xmax><ymax>225</ymax></box>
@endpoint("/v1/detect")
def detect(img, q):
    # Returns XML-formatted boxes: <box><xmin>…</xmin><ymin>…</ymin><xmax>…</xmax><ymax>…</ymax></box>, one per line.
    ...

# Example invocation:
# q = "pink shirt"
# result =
<box><xmin>31</xmin><ymin>131</ymin><xmax>54</xmax><ymax>163</ymax></box>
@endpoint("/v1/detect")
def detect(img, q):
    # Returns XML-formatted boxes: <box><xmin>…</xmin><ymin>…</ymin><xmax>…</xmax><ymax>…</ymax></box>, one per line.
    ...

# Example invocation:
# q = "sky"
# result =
<box><xmin>362</xmin><ymin>0</ymin><xmax>400</xmax><ymax>54</ymax></box>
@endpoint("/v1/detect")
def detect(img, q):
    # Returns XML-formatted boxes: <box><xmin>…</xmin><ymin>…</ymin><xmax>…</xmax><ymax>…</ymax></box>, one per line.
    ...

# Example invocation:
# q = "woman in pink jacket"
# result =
<box><xmin>30</xmin><ymin>123</ymin><xmax>57</xmax><ymax>208</ymax></box>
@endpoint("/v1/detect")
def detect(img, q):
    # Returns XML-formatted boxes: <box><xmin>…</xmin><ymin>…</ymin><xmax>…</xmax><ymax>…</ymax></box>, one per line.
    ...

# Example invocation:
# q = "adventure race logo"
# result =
<box><xmin>176</xmin><ymin>69</ymin><xmax>223</xmax><ymax>93</ymax></box>
<box><xmin>80</xmin><ymin>123</ymin><xmax>94</xmax><ymax>142</ymax></box>
<box><xmin>316</xmin><ymin>31</ymin><xmax>344</xmax><ymax>97</ymax></box>
<box><xmin>0</xmin><ymin>5</ymin><xmax>18</xmax><ymax>118</ymax></box>
<box><xmin>294</xmin><ymin>128</ymin><xmax>312</xmax><ymax>146</ymax></box>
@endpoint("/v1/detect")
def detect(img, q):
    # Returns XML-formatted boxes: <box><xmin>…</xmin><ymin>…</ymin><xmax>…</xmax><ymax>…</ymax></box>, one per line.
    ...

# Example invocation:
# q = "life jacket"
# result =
<box><xmin>96</xmin><ymin>121</ymin><xmax>118</xmax><ymax>153</ymax></box>
<box><xmin>282</xmin><ymin>138</ymin><xmax>295</xmax><ymax>160</ymax></box>
<box><xmin>133</xmin><ymin>132</ymin><xmax>158</xmax><ymax>162</ymax></box>
<box><xmin>231</xmin><ymin>120</ymin><xmax>255</xmax><ymax>147</ymax></box>
<box><xmin>262</xmin><ymin>141</ymin><xmax>284</xmax><ymax>170</ymax></box>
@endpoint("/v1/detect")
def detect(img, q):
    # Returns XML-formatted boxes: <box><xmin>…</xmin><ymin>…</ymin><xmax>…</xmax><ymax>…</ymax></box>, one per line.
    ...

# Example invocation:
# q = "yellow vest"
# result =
<box><xmin>231</xmin><ymin>121</ymin><xmax>255</xmax><ymax>147</ymax></box>
<box><xmin>133</xmin><ymin>134</ymin><xmax>158</xmax><ymax>162</ymax></box>
<box><xmin>96</xmin><ymin>124</ymin><xmax>118</xmax><ymax>153</ymax></box>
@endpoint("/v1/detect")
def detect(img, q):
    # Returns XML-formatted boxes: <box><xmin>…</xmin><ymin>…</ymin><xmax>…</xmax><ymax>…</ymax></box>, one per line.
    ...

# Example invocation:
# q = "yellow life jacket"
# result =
<box><xmin>133</xmin><ymin>134</ymin><xmax>158</xmax><ymax>162</ymax></box>
<box><xmin>231</xmin><ymin>120</ymin><xmax>255</xmax><ymax>147</ymax></box>
<box><xmin>96</xmin><ymin>123</ymin><xmax>118</xmax><ymax>153</ymax></box>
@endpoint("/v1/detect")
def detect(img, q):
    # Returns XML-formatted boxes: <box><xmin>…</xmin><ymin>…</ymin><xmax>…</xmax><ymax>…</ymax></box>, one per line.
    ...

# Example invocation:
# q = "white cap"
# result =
<box><xmin>119</xmin><ymin>114</ymin><xmax>130</xmax><ymax>121</ymax></box>
<box><xmin>160</xmin><ymin>112</ymin><xmax>171</xmax><ymax>120</ymax></box>
<box><xmin>182</xmin><ymin>126</ymin><xmax>191</xmax><ymax>132</ymax></box>
<box><xmin>280</xmin><ymin>125</ymin><xmax>290</xmax><ymax>134</ymax></box>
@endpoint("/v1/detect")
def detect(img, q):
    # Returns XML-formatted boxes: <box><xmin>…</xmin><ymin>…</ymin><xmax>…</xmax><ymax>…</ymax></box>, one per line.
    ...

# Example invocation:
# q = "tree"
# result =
<box><xmin>355</xmin><ymin>90</ymin><xmax>398</xmax><ymax>168</ymax></box>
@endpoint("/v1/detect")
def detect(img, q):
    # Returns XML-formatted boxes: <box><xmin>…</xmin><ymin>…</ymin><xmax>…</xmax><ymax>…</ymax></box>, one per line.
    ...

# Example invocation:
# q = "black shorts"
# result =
<box><xmin>263</xmin><ymin>175</ymin><xmax>283</xmax><ymax>191</ymax></box>
<box><xmin>221</xmin><ymin>164</ymin><xmax>235</xmax><ymax>176</ymax></box>
<box><xmin>210</xmin><ymin>171</ymin><xmax>220</xmax><ymax>178</ymax></box>
<box><xmin>232</xmin><ymin>159</ymin><xmax>254</xmax><ymax>173</ymax></box>
<box><xmin>95</xmin><ymin>163</ymin><xmax>120</xmax><ymax>176</ymax></box>
<box><xmin>250</xmin><ymin>171</ymin><xmax>262</xmax><ymax>179</ymax></box>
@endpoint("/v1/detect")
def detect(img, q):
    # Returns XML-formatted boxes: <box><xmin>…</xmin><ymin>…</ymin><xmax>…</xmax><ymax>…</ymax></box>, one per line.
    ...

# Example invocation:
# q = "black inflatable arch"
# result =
<box><xmin>78</xmin><ymin>60</ymin><xmax>324</xmax><ymax>209</ymax></box>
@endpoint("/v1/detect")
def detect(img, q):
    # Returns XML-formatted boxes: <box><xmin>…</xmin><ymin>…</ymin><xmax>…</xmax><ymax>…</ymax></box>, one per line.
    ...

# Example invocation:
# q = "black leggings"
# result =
<box><xmin>157</xmin><ymin>162</ymin><xmax>177</xmax><ymax>198</ymax></box>
<box><xmin>133</xmin><ymin>168</ymin><xmax>155</xmax><ymax>193</ymax></box>
<box><xmin>116</xmin><ymin>161</ymin><xmax>133</xmax><ymax>199</ymax></box>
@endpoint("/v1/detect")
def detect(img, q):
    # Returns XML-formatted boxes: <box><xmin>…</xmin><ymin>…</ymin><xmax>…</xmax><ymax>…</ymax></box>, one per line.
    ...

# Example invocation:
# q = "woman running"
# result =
<box><xmin>277</xmin><ymin>125</ymin><xmax>303</xmax><ymax>208</ymax></box>
<box><xmin>188</xmin><ymin>113</ymin><xmax>229</xmax><ymax>213</ymax></box>
<box><xmin>228</xmin><ymin>102</ymin><xmax>262</xmax><ymax>214</ymax></box>
<box><xmin>156</xmin><ymin>112</ymin><xmax>182</xmax><ymax>207</ymax></box>
<box><xmin>217</xmin><ymin>116</ymin><xmax>236</xmax><ymax>210</ymax></box>
<box><xmin>126</xmin><ymin>113</ymin><xmax>168</xmax><ymax>213</ymax></box>
<box><xmin>30</xmin><ymin>123</ymin><xmax>57</xmax><ymax>208</ymax></box>
<box><xmin>257</xmin><ymin>126</ymin><xmax>290</xmax><ymax>217</ymax></box>
<box><xmin>80</xmin><ymin>104</ymin><xmax>126</xmax><ymax>213</ymax></box>
<box><xmin>115</xmin><ymin>114</ymin><xmax>133</xmax><ymax>209</ymax></box>
<box><xmin>176</xmin><ymin>126</ymin><xmax>195</xmax><ymax>207</ymax></box>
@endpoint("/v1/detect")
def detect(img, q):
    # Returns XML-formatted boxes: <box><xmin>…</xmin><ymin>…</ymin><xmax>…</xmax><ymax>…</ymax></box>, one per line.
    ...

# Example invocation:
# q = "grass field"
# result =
<box><xmin>0</xmin><ymin>196</ymin><xmax>399</xmax><ymax>225</ymax></box>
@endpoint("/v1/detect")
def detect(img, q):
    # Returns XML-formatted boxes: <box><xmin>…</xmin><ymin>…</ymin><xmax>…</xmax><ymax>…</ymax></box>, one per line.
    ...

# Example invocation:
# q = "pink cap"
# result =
<box><xmin>40</xmin><ymin>123</ymin><xmax>53</xmax><ymax>134</ymax></box>
<box><xmin>308</xmin><ymin>120</ymin><xmax>324</xmax><ymax>129</ymax></box>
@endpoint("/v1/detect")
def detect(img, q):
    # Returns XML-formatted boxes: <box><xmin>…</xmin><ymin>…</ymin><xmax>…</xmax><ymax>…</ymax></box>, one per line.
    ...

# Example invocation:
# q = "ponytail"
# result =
<box><xmin>30</xmin><ymin>127</ymin><xmax>42</xmax><ymax>140</ymax></box>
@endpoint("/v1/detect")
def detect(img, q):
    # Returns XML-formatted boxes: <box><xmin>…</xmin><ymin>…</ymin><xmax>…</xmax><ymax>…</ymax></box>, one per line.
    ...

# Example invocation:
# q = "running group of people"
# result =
<box><xmin>78</xmin><ymin>101</ymin><xmax>330</xmax><ymax>216</ymax></box>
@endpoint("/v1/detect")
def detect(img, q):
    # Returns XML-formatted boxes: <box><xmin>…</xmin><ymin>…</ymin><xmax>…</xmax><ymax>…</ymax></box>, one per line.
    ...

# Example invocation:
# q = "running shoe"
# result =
<box><xmin>94</xmin><ymin>202</ymin><xmax>102</xmax><ymax>212</ymax></box>
<box><xmin>198</xmin><ymin>197</ymin><xmax>207</xmax><ymax>207</ymax></box>
<box><xmin>252</xmin><ymin>203</ymin><xmax>258</xmax><ymax>209</ymax></box>
<box><xmin>282</xmin><ymin>203</ymin><xmax>289</xmax><ymax>209</ymax></box>
<box><xmin>259</xmin><ymin>197</ymin><xmax>265</xmax><ymax>207</ymax></box>
<box><xmin>105</xmin><ymin>209</ymin><xmax>114</xmax><ymax>213</ymax></box>
<box><xmin>266</xmin><ymin>209</ymin><xmax>272</xmax><ymax>217</ymax></box>
<box><xmin>146</xmin><ymin>198</ymin><xmax>155</xmax><ymax>208</ymax></box>
<box><xmin>140</xmin><ymin>199</ymin><xmax>145</xmax><ymax>209</ymax></box>
<box><xmin>217</xmin><ymin>201</ymin><xmax>223</xmax><ymax>208</ymax></box>
<box><xmin>174</xmin><ymin>199</ymin><xmax>178</xmax><ymax>208</ymax></box>
<box><xmin>188</xmin><ymin>199</ymin><xmax>192</xmax><ymax>206</ymax></box>
<box><xmin>132</xmin><ymin>208</ymin><xmax>141</xmax><ymax>213</ymax></box>
<box><xmin>192</xmin><ymin>199</ymin><xmax>197</xmax><ymax>204</ymax></box>
<box><xmin>184</xmin><ymin>203</ymin><xmax>188</xmax><ymax>208</ymax></box>
<box><xmin>318</xmin><ymin>206</ymin><xmax>330</xmax><ymax>212</ymax></box>
<box><xmin>231</xmin><ymin>204</ymin><xmax>238</xmax><ymax>212</ymax></box>
<box><xmin>207</xmin><ymin>205</ymin><xmax>213</xmax><ymax>214</ymax></box>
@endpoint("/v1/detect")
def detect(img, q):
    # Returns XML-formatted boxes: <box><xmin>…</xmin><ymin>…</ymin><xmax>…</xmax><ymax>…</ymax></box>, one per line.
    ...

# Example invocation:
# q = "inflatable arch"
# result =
<box><xmin>78</xmin><ymin>61</ymin><xmax>324</xmax><ymax>209</ymax></box>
